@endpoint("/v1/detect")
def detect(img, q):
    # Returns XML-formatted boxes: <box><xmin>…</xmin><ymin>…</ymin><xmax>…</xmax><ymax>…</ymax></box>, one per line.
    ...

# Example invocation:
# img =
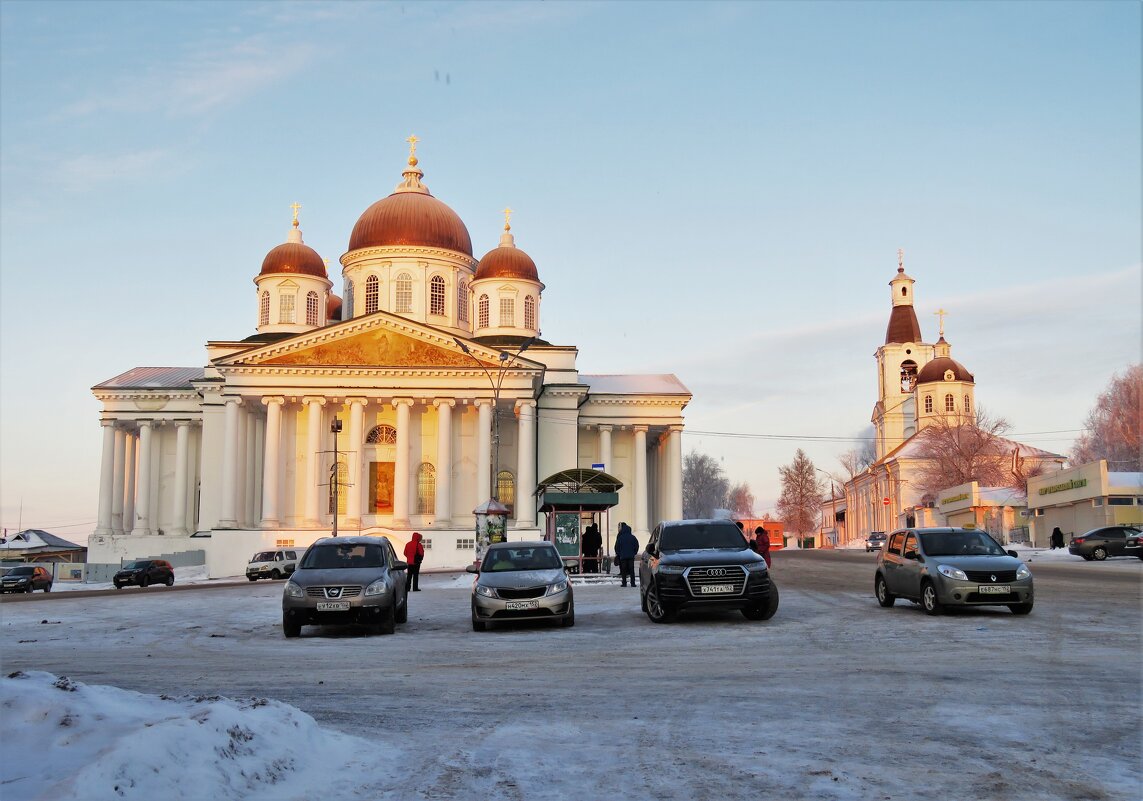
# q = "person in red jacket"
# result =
<box><xmin>403</xmin><ymin>532</ymin><xmax>425</xmax><ymax>592</ymax></box>
<box><xmin>754</xmin><ymin>526</ymin><xmax>772</xmax><ymax>568</ymax></box>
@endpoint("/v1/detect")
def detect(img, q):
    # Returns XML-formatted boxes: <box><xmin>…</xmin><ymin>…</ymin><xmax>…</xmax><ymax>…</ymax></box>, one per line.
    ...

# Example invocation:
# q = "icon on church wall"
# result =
<box><xmin>369</xmin><ymin>461</ymin><xmax>395</xmax><ymax>513</ymax></box>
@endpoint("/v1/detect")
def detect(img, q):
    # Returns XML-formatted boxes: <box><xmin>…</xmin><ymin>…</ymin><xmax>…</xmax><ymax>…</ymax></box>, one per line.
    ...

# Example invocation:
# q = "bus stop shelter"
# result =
<box><xmin>535</xmin><ymin>469</ymin><xmax>623</xmax><ymax>574</ymax></box>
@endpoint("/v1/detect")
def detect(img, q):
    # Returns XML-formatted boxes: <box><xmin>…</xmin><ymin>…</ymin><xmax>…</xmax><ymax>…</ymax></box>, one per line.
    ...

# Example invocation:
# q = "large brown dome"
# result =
<box><xmin>348</xmin><ymin>191</ymin><xmax>473</xmax><ymax>255</ymax></box>
<box><xmin>475</xmin><ymin>244</ymin><xmax>539</xmax><ymax>281</ymax></box>
<box><xmin>259</xmin><ymin>240</ymin><xmax>326</xmax><ymax>278</ymax></box>
<box><xmin>917</xmin><ymin>356</ymin><xmax>974</xmax><ymax>384</ymax></box>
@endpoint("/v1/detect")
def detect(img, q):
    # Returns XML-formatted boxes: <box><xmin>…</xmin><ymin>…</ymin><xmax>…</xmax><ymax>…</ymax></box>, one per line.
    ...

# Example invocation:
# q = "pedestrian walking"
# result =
<box><xmin>754</xmin><ymin>526</ymin><xmax>772</xmax><ymax>568</ymax></box>
<box><xmin>614</xmin><ymin>522</ymin><xmax>639</xmax><ymax>588</ymax></box>
<box><xmin>403</xmin><ymin>532</ymin><xmax>425</xmax><ymax>592</ymax></box>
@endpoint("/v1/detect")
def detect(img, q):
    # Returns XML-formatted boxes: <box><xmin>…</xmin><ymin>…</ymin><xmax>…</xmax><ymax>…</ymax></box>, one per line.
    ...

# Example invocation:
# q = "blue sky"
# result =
<box><xmin>1</xmin><ymin>0</ymin><xmax>1139</xmax><ymax>539</ymax></box>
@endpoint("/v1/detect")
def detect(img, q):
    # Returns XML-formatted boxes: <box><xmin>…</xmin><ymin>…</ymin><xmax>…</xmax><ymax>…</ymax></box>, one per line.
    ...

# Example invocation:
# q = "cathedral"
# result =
<box><xmin>89</xmin><ymin>140</ymin><xmax>689</xmax><ymax>576</ymax></box>
<box><xmin>842</xmin><ymin>256</ymin><xmax>1064</xmax><ymax>540</ymax></box>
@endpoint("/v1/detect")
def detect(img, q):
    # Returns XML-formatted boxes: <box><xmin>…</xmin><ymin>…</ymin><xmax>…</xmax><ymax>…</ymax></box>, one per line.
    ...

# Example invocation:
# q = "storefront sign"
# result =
<box><xmin>942</xmin><ymin>492</ymin><xmax>970</xmax><ymax>505</ymax></box>
<box><xmin>1038</xmin><ymin>478</ymin><xmax>1087</xmax><ymax>496</ymax></box>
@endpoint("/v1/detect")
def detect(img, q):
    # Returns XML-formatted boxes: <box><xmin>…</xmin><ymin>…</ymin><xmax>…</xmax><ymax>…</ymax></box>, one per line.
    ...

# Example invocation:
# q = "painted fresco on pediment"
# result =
<box><xmin>258</xmin><ymin>329</ymin><xmax>493</xmax><ymax>368</ymax></box>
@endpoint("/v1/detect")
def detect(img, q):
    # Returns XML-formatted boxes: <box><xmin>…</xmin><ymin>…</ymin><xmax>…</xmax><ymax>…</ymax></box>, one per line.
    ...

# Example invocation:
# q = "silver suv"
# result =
<box><xmin>282</xmin><ymin>537</ymin><xmax>409</xmax><ymax>637</ymax></box>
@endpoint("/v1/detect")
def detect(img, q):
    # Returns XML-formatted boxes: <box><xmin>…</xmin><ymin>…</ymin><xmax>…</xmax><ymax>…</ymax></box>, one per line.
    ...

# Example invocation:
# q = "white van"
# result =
<box><xmin>246</xmin><ymin>548</ymin><xmax>300</xmax><ymax>581</ymax></box>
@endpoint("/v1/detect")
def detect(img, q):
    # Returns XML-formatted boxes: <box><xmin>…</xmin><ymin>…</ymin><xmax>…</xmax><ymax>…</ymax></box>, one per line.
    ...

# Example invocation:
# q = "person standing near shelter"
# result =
<box><xmin>1050</xmin><ymin>527</ymin><xmax>1065</xmax><ymax>549</ymax></box>
<box><xmin>614</xmin><ymin>522</ymin><xmax>639</xmax><ymax>588</ymax></box>
<box><xmin>581</xmin><ymin>523</ymin><xmax>602</xmax><ymax>573</ymax></box>
<box><xmin>754</xmin><ymin>526</ymin><xmax>772</xmax><ymax>568</ymax></box>
<box><xmin>404</xmin><ymin>532</ymin><xmax>425</xmax><ymax>592</ymax></box>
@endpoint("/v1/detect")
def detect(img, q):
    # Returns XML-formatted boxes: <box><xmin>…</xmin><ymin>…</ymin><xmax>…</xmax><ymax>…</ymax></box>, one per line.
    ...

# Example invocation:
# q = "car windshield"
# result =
<box><xmin>660</xmin><ymin>523</ymin><xmax>747</xmax><ymax>551</ymax></box>
<box><xmin>920</xmin><ymin>530</ymin><xmax>1006</xmax><ymax>557</ymax></box>
<box><xmin>300</xmin><ymin>543</ymin><xmax>385</xmax><ymax>570</ymax></box>
<box><xmin>8</xmin><ymin>566</ymin><xmax>33</xmax><ymax>576</ymax></box>
<box><xmin>252</xmin><ymin>552</ymin><xmax>277</xmax><ymax>562</ymax></box>
<box><xmin>122</xmin><ymin>561</ymin><xmax>150</xmax><ymax>570</ymax></box>
<box><xmin>481</xmin><ymin>547</ymin><xmax>562</xmax><ymax>572</ymax></box>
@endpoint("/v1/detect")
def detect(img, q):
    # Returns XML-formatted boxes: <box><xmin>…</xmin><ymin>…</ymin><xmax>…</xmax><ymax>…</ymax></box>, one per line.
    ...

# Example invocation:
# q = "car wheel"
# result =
<box><xmin>44</xmin><ymin>584</ymin><xmax>52</xmax><ymax>593</ymax></box>
<box><xmin>282</xmin><ymin>614</ymin><xmax>301</xmax><ymax>638</ymax></box>
<box><xmin>270</xmin><ymin>569</ymin><xmax>281</xmax><ymax>580</ymax></box>
<box><xmin>376</xmin><ymin>605</ymin><xmax>396</xmax><ymax>635</ymax></box>
<box><xmin>1092</xmin><ymin>547</ymin><xmax>1108</xmax><ymax>561</ymax></box>
<box><xmin>1009</xmin><ymin>600</ymin><xmax>1034</xmax><ymax>615</ymax></box>
<box><xmin>395</xmin><ymin>597</ymin><xmax>408</xmax><ymax>624</ymax></box>
<box><xmin>114</xmin><ymin>582</ymin><xmax>123</xmax><ymax>590</ymax></box>
<box><xmin>921</xmin><ymin>580</ymin><xmax>943</xmax><ymax>616</ymax></box>
<box><xmin>875</xmin><ymin>574</ymin><xmax>896</xmax><ymax>608</ymax></box>
<box><xmin>139</xmin><ymin>576</ymin><xmax>149</xmax><ymax>588</ymax></box>
<box><xmin>561</xmin><ymin>602</ymin><xmax>575</xmax><ymax>627</ymax></box>
<box><xmin>25</xmin><ymin>585</ymin><xmax>33</xmax><ymax>594</ymax></box>
<box><xmin>165</xmin><ymin>574</ymin><xmax>174</xmax><ymax>587</ymax></box>
<box><xmin>644</xmin><ymin>581</ymin><xmax>677</xmax><ymax>624</ymax></box>
<box><xmin>247</xmin><ymin>576</ymin><xmax>258</xmax><ymax>582</ymax></box>
<box><xmin>1081</xmin><ymin>555</ymin><xmax>1093</xmax><ymax>561</ymax></box>
<box><xmin>471</xmin><ymin>618</ymin><xmax>486</xmax><ymax>632</ymax></box>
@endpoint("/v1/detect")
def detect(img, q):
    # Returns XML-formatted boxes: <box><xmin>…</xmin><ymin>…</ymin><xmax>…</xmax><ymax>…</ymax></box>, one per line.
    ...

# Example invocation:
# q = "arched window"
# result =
<box><xmin>366</xmin><ymin>424</ymin><xmax>397</xmax><ymax>445</ymax></box>
<box><xmin>945</xmin><ymin>394</ymin><xmax>955</xmax><ymax>412</ymax></box>
<box><xmin>365</xmin><ymin>275</ymin><xmax>379</xmax><ymax>314</ymax></box>
<box><xmin>524</xmin><ymin>295</ymin><xmax>535</xmax><ymax>330</ymax></box>
<box><xmin>458</xmin><ymin>280</ymin><xmax>469</xmax><ymax>323</ymax></box>
<box><xmin>964</xmin><ymin>395</ymin><xmax>971</xmax><ymax>414</ymax></box>
<box><xmin>395</xmin><ymin>273</ymin><xmax>412</xmax><ymax>313</ymax></box>
<box><xmin>328</xmin><ymin>459</ymin><xmax>348</xmax><ymax>514</ymax></box>
<box><xmin>417</xmin><ymin>463</ymin><xmax>436</xmax><ymax>514</ymax></box>
<box><xmin>430</xmin><ymin>275</ymin><xmax>445</xmax><ymax>316</ymax></box>
<box><xmin>280</xmin><ymin>293</ymin><xmax>296</xmax><ymax>324</ymax></box>
<box><xmin>500</xmin><ymin>297</ymin><xmax>515</xmax><ymax>327</ymax></box>
<box><xmin>478</xmin><ymin>294</ymin><xmax>490</xmax><ymax>329</ymax></box>
<box><xmin>924</xmin><ymin>395</ymin><xmax>933</xmax><ymax>414</ymax></box>
<box><xmin>344</xmin><ymin>280</ymin><xmax>354</xmax><ymax>318</ymax></box>
<box><xmin>306</xmin><ymin>291</ymin><xmax>319</xmax><ymax>325</ymax></box>
<box><xmin>259</xmin><ymin>291</ymin><xmax>270</xmax><ymax>326</ymax></box>
<box><xmin>497</xmin><ymin>470</ymin><xmax>515</xmax><ymax>517</ymax></box>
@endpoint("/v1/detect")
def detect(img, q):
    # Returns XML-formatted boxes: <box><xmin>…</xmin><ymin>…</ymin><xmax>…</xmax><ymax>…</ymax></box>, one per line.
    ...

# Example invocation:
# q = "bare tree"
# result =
<box><xmin>1072</xmin><ymin>364</ymin><xmax>1142</xmax><ymax>471</ymax></box>
<box><xmin>727</xmin><ymin>482</ymin><xmax>755</xmax><ymax>518</ymax></box>
<box><xmin>838</xmin><ymin>426</ymin><xmax>877</xmax><ymax>478</ymax></box>
<box><xmin>776</xmin><ymin>449</ymin><xmax>824</xmax><ymax>535</ymax></box>
<box><xmin>683</xmin><ymin>451</ymin><xmax>729</xmax><ymax>519</ymax></box>
<box><xmin>912</xmin><ymin>408</ymin><xmax>1014</xmax><ymax>498</ymax></box>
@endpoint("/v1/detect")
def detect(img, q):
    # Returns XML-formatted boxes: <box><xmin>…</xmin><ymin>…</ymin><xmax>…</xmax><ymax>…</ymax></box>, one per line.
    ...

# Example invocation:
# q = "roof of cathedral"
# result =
<box><xmin>347</xmin><ymin>143</ymin><xmax>473</xmax><ymax>256</ymax></box>
<box><xmin>917</xmin><ymin>354</ymin><xmax>974</xmax><ymax>384</ymax></box>
<box><xmin>475</xmin><ymin>216</ymin><xmax>539</xmax><ymax>281</ymax></box>
<box><xmin>885</xmin><ymin>305</ymin><xmax>922</xmax><ymax>344</ymax></box>
<box><xmin>579</xmin><ymin>374</ymin><xmax>691</xmax><ymax>395</ymax></box>
<box><xmin>259</xmin><ymin>216</ymin><xmax>327</xmax><ymax>279</ymax></box>
<box><xmin>877</xmin><ymin>430</ymin><xmax>1062</xmax><ymax>465</ymax></box>
<box><xmin>92</xmin><ymin>367</ymin><xmax>204</xmax><ymax>390</ymax></box>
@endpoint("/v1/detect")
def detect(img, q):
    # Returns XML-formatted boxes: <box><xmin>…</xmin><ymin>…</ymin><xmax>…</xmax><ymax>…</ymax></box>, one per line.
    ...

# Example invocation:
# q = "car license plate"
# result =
<box><xmin>978</xmin><ymin>585</ymin><xmax>1011</xmax><ymax>595</ymax></box>
<box><xmin>700</xmin><ymin>584</ymin><xmax>735</xmax><ymax>594</ymax></box>
<box><xmin>316</xmin><ymin>601</ymin><xmax>350</xmax><ymax>611</ymax></box>
<box><xmin>505</xmin><ymin>600</ymin><xmax>539</xmax><ymax>611</ymax></box>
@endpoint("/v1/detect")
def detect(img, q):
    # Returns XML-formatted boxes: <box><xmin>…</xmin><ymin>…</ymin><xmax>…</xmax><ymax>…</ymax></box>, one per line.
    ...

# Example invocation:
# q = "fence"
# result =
<box><xmin>84</xmin><ymin>550</ymin><xmax>207</xmax><ymax>584</ymax></box>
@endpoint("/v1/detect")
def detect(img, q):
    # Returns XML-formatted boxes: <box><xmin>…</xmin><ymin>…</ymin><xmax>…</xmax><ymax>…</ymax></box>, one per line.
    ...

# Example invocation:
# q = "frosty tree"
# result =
<box><xmin>682</xmin><ymin>451</ymin><xmax>729</xmax><ymax>519</ymax></box>
<box><xmin>776</xmin><ymin>449</ymin><xmax>823</xmax><ymax>535</ymax></box>
<box><xmin>1071</xmin><ymin>365</ymin><xmax>1142</xmax><ymax>471</ymax></box>
<box><xmin>727</xmin><ymin>482</ymin><xmax>756</xmax><ymax>518</ymax></box>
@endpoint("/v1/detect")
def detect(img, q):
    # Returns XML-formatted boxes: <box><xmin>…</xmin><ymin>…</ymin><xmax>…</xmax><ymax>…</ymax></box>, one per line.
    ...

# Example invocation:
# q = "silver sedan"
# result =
<box><xmin>468</xmin><ymin>542</ymin><xmax>574</xmax><ymax>631</ymax></box>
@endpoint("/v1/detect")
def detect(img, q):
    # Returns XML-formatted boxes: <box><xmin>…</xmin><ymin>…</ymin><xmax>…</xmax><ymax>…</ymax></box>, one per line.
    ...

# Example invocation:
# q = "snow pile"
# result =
<box><xmin>0</xmin><ymin>671</ymin><xmax>400</xmax><ymax>800</ymax></box>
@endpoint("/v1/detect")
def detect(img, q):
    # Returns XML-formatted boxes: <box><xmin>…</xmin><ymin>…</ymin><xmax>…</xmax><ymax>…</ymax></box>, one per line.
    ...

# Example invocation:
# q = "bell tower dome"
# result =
<box><xmin>253</xmin><ymin>204</ymin><xmax>332</xmax><ymax>335</ymax></box>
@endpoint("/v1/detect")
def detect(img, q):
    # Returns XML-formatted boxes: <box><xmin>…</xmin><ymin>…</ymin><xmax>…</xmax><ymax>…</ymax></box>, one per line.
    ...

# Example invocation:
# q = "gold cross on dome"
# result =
<box><xmin>503</xmin><ymin>207</ymin><xmax>513</xmax><ymax>231</ymax></box>
<box><xmin>897</xmin><ymin>248</ymin><xmax>904</xmax><ymax>270</ymax></box>
<box><xmin>406</xmin><ymin>134</ymin><xmax>419</xmax><ymax>160</ymax></box>
<box><xmin>934</xmin><ymin>307</ymin><xmax>948</xmax><ymax>337</ymax></box>
<box><xmin>290</xmin><ymin>202</ymin><xmax>301</xmax><ymax>226</ymax></box>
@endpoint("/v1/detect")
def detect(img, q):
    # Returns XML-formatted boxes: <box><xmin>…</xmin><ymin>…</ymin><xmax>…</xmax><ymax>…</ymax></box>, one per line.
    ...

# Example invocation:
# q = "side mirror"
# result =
<box><xmin>1007</xmin><ymin>550</ymin><xmax>1018</xmax><ymax>558</ymax></box>
<box><xmin>465</xmin><ymin>564</ymin><xmax>479</xmax><ymax>574</ymax></box>
<box><xmin>393</xmin><ymin>560</ymin><xmax>408</xmax><ymax>571</ymax></box>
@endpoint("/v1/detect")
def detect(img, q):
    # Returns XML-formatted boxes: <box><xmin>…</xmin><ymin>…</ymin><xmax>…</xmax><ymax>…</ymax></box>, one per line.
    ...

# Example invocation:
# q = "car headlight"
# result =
<box><xmin>658</xmin><ymin>565</ymin><xmax>684</xmax><ymax>574</ymax></box>
<box><xmin>364</xmin><ymin>578</ymin><xmax>389</xmax><ymax>597</ymax></box>
<box><xmin>746</xmin><ymin>561</ymin><xmax>768</xmax><ymax>572</ymax></box>
<box><xmin>475</xmin><ymin>584</ymin><xmax>497</xmax><ymax>598</ymax></box>
<box><xmin>937</xmin><ymin>564</ymin><xmax>968</xmax><ymax>581</ymax></box>
<box><xmin>283</xmin><ymin>581</ymin><xmax>304</xmax><ymax>598</ymax></box>
<box><xmin>1016</xmin><ymin>564</ymin><xmax>1032</xmax><ymax>581</ymax></box>
<box><xmin>547</xmin><ymin>579</ymin><xmax>569</xmax><ymax>595</ymax></box>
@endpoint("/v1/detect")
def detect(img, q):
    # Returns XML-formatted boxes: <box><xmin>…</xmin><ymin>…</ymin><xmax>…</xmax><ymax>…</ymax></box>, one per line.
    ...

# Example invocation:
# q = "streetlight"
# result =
<box><xmin>330</xmin><ymin>417</ymin><xmax>343</xmax><ymax>537</ymax></box>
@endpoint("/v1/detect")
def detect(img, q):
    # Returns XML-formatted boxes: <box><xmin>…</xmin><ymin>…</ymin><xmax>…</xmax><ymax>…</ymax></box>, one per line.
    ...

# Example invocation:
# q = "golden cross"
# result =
<box><xmin>290</xmin><ymin>201</ymin><xmax>301</xmax><ymax>225</ymax></box>
<box><xmin>406</xmin><ymin>134</ymin><xmax>419</xmax><ymax>160</ymax></box>
<box><xmin>897</xmin><ymin>248</ymin><xmax>904</xmax><ymax>270</ymax></box>
<box><xmin>503</xmin><ymin>207</ymin><xmax>513</xmax><ymax>231</ymax></box>
<box><xmin>934</xmin><ymin>308</ymin><xmax>948</xmax><ymax>337</ymax></box>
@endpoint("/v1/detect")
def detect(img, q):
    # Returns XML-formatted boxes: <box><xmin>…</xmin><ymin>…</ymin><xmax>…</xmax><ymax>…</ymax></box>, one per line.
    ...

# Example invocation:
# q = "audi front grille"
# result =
<box><xmin>684</xmin><ymin>565</ymin><xmax>747</xmax><ymax>595</ymax></box>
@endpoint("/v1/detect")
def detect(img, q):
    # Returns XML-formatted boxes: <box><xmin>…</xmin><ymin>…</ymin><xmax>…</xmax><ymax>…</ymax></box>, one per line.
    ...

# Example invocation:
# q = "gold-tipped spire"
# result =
<box><xmin>934</xmin><ymin>307</ymin><xmax>948</xmax><ymax>338</ymax></box>
<box><xmin>503</xmin><ymin>207</ymin><xmax>513</xmax><ymax>232</ymax></box>
<box><xmin>291</xmin><ymin>201</ymin><xmax>302</xmax><ymax>228</ymax></box>
<box><xmin>406</xmin><ymin>134</ymin><xmax>419</xmax><ymax>165</ymax></box>
<box><xmin>897</xmin><ymin>247</ymin><xmax>904</xmax><ymax>272</ymax></box>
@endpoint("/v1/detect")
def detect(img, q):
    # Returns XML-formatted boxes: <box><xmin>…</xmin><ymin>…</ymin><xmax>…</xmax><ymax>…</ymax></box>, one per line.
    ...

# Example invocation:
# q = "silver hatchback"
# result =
<box><xmin>874</xmin><ymin>527</ymin><xmax>1034</xmax><ymax>615</ymax></box>
<box><xmin>467</xmin><ymin>541</ymin><xmax>574</xmax><ymax>631</ymax></box>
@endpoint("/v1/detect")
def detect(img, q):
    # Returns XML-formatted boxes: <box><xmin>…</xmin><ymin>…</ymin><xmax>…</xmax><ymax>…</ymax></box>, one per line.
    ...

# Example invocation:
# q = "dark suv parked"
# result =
<box><xmin>639</xmin><ymin>519</ymin><xmax>778</xmax><ymax>623</ymax></box>
<box><xmin>113</xmin><ymin>559</ymin><xmax>175</xmax><ymax>589</ymax></box>
<box><xmin>1068</xmin><ymin>526</ymin><xmax>1142</xmax><ymax>561</ymax></box>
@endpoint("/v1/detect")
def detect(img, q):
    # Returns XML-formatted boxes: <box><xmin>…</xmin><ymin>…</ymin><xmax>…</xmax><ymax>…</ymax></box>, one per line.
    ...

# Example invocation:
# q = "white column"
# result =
<box><xmin>633</xmin><ymin>425</ymin><xmax>649</xmax><ymax>537</ymax></box>
<box><xmin>95</xmin><ymin>421</ymin><xmax>117</xmax><ymax>535</ymax></box>
<box><xmin>392</xmin><ymin>399</ymin><xmax>413</xmax><ymax>527</ymax></box>
<box><xmin>252</xmin><ymin>415</ymin><xmax>264</xmax><ymax>527</ymax></box>
<box><xmin>122</xmin><ymin>431</ymin><xmax>137</xmax><ymax>537</ymax></box>
<box><xmin>261</xmin><ymin>397</ymin><xmax>284</xmax><ymax>528</ymax></box>
<box><xmin>599</xmin><ymin>425</ymin><xmax>613</xmax><ymax>474</ymax></box>
<box><xmin>475</xmin><ymin>399</ymin><xmax>493</xmax><ymax>502</ymax></box>
<box><xmin>344</xmin><ymin>398</ymin><xmax>366</xmax><ymax>530</ymax></box>
<box><xmin>515</xmin><ymin>400</ymin><xmax>536</xmax><ymax>526</ymax></box>
<box><xmin>235</xmin><ymin>407</ymin><xmax>249</xmax><ymax>528</ymax></box>
<box><xmin>667</xmin><ymin>426</ymin><xmax>683</xmax><ymax>520</ymax></box>
<box><xmin>170</xmin><ymin>421</ymin><xmax>192</xmax><ymax>536</ymax></box>
<box><xmin>111</xmin><ymin>427</ymin><xmax>126</xmax><ymax>534</ymax></box>
<box><xmin>219</xmin><ymin>398</ymin><xmax>243</xmax><ymax>529</ymax></box>
<box><xmin>131</xmin><ymin>420</ymin><xmax>154</xmax><ymax>535</ymax></box>
<box><xmin>302</xmin><ymin>396</ymin><xmax>326</xmax><ymax>527</ymax></box>
<box><xmin>433</xmin><ymin>399</ymin><xmax>454</xmax><ymax>525</ymax></box>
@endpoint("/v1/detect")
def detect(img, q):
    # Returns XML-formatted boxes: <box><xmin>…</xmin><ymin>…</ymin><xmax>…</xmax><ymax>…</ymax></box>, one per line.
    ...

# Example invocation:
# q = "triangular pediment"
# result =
<box><xmin>220</xmin><ymin>314</ymin><xmax>513</xmax><ymax>369</ymax></box>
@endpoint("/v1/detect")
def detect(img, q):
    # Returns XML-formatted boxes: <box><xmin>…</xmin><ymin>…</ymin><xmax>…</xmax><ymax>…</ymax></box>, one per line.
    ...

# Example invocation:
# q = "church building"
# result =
<box><xmin>89</xmin><ymin>140</ymin><xmax>689</xmax><ymax>576</ymax></box>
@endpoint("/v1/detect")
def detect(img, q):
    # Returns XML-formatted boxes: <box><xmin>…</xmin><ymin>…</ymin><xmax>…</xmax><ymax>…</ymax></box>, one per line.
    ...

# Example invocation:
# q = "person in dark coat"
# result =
<box><xmin>581</xmin><ymin>523</ymin><xmax>602</xmax><ymax>573</ymax></box>
<box><xmin>614</xmin><ymin>522</ymin><xmax>639</xmax><ymax>588</ymax></box>
<box><xmin>403</xmin><ymin>532</ymin><xmax>425</xmax><ymax>592</ymax></box>
<box><xmin>754</xmin><ymin>526</ymin><xmax>772</xmax><ymax>568</ymax></box>
<box><xmin>1050</xmin><ymin>527</ymin><xmax>1065</xmax><ymax>549</ymax></box>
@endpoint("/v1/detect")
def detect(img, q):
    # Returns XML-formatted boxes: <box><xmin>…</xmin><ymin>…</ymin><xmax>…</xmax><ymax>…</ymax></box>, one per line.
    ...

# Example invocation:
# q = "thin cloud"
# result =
<box><xmin>52</xmin><ymin>148</ymin><xmax>181</xmax><ymax>192</ymax></box>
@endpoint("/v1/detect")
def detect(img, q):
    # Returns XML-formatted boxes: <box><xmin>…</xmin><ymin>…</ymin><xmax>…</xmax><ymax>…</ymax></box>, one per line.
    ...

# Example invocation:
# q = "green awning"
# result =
<box><xmin>538</xmin><ymin>491</ymin><xmax>620</xmax><ymax>513</ymax></box>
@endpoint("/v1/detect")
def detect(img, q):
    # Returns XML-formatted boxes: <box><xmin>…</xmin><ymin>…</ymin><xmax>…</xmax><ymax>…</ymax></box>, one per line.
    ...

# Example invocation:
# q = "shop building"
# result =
<box><xmin>1027</xmin><ymin>461</ymin><xmax>1143</xmax><ymax>546</ymax></box>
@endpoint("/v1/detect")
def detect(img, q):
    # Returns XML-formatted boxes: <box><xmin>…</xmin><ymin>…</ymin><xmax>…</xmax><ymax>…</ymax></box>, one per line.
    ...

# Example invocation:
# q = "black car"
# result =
<box><xmin>1</xmin><ymin>565</ymin><xmax>53</xmax><ymax>593</ymax></box>
<box><xmin>639</xmin><ymin>519</ymin><xmax>778</xmax><ymax>623</ymax></box>
<box><xmin>114</xmin><ymin>559</ymin><xmax>175</xmax><ymax>589</ymax></box>
<box><xmin>1068</xmin><ymin>526</ymin><xmax>1143</xmax><ymax>561</ymax></box>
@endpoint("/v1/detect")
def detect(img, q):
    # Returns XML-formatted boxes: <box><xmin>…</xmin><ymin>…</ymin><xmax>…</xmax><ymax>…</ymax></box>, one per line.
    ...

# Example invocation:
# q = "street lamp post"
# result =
<box><xmin>330</xmin><ymin>417</ymin><xmax>343</xmax><ymax>537</ymax></box>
